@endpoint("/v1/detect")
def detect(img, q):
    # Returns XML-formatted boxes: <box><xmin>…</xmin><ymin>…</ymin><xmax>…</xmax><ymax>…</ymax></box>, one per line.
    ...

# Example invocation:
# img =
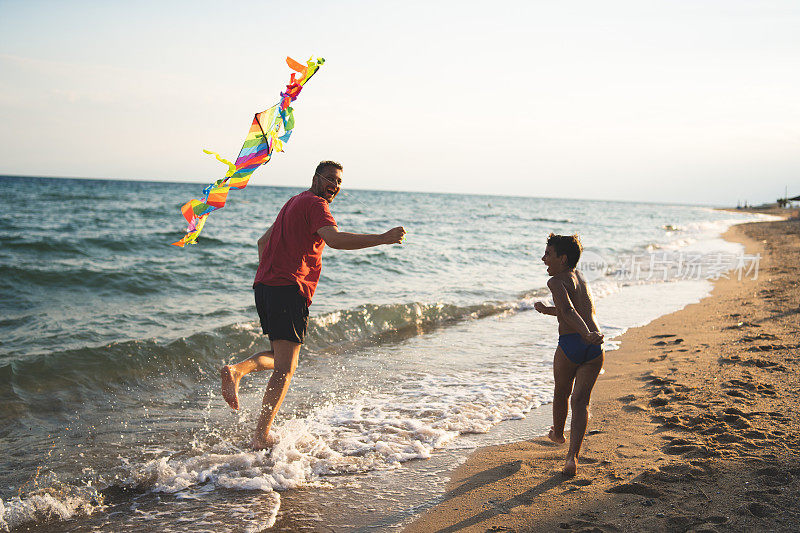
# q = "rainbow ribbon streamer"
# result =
<box><xmin>172</xmin><ymin>56</ymin><xmax>325</xmax><ymax>247</ymax></box>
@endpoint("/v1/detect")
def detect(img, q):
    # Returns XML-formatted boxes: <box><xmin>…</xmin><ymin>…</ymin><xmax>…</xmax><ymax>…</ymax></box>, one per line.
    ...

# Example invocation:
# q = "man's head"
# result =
<box><xmin>542</xmin><ymin>233</ymin><xmax>582</xmax><ymax>275</ymax></box>
<box><xmin>311</xmin><ymin>160</ymin><xmax>343</xmax><ymax>203</ymax></box>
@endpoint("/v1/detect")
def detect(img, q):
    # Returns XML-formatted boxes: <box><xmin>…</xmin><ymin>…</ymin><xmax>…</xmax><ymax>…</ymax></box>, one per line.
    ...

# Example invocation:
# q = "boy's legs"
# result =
<box><xmin>221</xmin><ymin>348</ymin><xmax>276</xmax><ymax>410</ymax></box>
<box><xmin>549</xmin><ymin>347</ymin><xmax>577</xmax><ymax>444</ymax></box>
<box><xmin>563</xmin><ymin>352</ymin><xmax>604</xmax><ymax>476</ymax></box>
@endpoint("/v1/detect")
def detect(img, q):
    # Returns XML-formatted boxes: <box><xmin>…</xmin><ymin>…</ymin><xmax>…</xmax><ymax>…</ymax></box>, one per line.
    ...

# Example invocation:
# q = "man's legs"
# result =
<box><xmin>549</xmin><ymin>347</ymin><xmax>577</xmax><ymax>444</ymax></box>
<box><xmin>251</xmin><ymin>339</ymin><xmax>301</xmax><ymax>450</ymax></box>
<box><xmin>221</xmin><ymin>349</ymin><xmax>276</xmax><ymax>410</ymax></box>
<box><xmin>562</xmin><ymin>352</ymin><xmax>604</xmax><ymax>476</ymax></box>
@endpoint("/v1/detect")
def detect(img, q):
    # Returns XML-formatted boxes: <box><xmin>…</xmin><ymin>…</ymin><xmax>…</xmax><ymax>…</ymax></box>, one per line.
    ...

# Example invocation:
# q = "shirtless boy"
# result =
<box><xmin>534</xmin><ymin>233</ymin><xmax>604</xmax><ymax>477</ymax></box>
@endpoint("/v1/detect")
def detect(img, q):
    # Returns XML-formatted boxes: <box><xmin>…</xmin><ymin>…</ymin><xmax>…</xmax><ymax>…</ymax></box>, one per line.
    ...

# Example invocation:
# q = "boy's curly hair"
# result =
<box><xmin>546</xmin><ymin>233</ymin><xmax>583</xmax><ymax>269</ymax></box>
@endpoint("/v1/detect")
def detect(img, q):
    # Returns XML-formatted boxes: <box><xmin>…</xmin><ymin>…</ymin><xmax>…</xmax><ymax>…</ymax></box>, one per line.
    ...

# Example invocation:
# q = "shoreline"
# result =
<box><xmin>405</xmin><ymin>218</ymin><xmax>800</xmax><ymax>532</ymax></box>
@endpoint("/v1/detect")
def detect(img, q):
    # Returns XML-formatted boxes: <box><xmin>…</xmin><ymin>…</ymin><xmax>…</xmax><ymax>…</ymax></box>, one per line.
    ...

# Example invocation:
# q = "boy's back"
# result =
<box><xmin>550</xmin><ymin>269</ymin><xmax>599</xmax><ymax>336</ymax></box>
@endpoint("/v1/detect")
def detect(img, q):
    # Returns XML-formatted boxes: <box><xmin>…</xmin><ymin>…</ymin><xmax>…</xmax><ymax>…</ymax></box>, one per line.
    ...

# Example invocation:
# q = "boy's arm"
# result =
<box><xmin>547</xmin><ymin>278</ymin><xmax>598</xmax><ymax>342</ymax></box>
<box><xmin>534</xmin><ymin>302</ymin><xmax>558</xmax><ymax>316</ymax></box>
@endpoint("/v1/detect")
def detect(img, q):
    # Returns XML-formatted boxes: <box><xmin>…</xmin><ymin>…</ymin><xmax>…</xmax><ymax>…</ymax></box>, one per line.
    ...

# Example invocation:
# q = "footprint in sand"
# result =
<box><xmin>699</xmin><ymin>423</ymin><xmax>729</xmax><ymax>436</ymax></box>
<box><xmin>606</xmin><ymin>482</ymin><xmax>662</xmax><ymax>498</ymax></box>
<box><xmin>723</xmin><ymin>406</ymin><xmax>753</xmax><ymax>417</ymax></box>
<box><xmin>653</xmin><ymin>338</ymin><xmax>684</xmax><ymax>346</ymax></box>
<box><xmin>741</xmin><ymin>333</ymin><xmax>779</xmax><ymax>342</ymax></box>
<box><xmin>722</xmin><ymin>413</ymin><xmax>752</xmax><ymax>429</ymax></box>
<box><xmin>642</xmin><ymin>374</ymin><xmax>676</xmax><ymax>386</ymax></box>
<box><xmin>755</xmin><ymin>467</ymin><xmax>795</xmax><ymax>486</ymax></box>
<box><xmin>649</xmin><ymin>395</ymin><xmax>670</xmax><ymax>407</ymax></box>
<box><xmin>740</xmin><ymin>502</ymin><xmax>774</xmax><ymax>518</ymax></box>
<box><xmin>622</xmin><ymin>402</ymin><xmax>650</xmax><ymax>413</ymax></box>
<box><xmin>747</xmin><ymin>344</ymin><xmax>782</xmax><ymax>352</ymax></box>
<box><xmin>644</xmin><ymin>464</ymin><xmax>699</xmax><ymax>483</ymax></box>
<box><xmin>767</xmin><ymin>410</ymin><xmax>786</xmax><ymax>417</ymax></box>
<box><xmin>663</xmin><ymin>442</ymin><xmax>703</xmax><ymax>455</ymax></box>
<box><xmin>713</xmin><ymin>433</ymin><xmax>744</xmax><ymax>444</ymax></box>
<box><xmin>724</xmin><ymin>379</ymin><xmax>757</xmax><ymax>391</ymax></box>
<box><xmin>725</xmin><ymin>389</ymin><xmax>751</xmax><ymax>399</ymax></box>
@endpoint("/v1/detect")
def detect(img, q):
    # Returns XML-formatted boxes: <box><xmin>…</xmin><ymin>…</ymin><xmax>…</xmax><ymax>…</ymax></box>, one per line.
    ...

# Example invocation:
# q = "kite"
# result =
<box><xmin>172</xmin><ymin>56</ymin><xmax>325</xmax><ymax>247</ymax></box>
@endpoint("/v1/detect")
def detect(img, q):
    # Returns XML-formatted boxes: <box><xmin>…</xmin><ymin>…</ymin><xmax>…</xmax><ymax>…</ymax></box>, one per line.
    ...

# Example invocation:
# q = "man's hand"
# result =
<box><xmin>534</xmin><ymin>301</ymin><xmax>547</xmax><ymax>314</ymax></box>
<box><xmin>382</xmin><ymin>226</ymin><xmax>406</xmax><ymax>244</ymax></box>
<box><xmin>585</xmin><ymin>331</ymin><xmax>604</xmax><ymax>345</ymax></box>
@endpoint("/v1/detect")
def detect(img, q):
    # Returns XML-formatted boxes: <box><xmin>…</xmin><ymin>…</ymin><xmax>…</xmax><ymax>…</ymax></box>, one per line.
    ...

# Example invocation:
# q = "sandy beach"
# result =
<box><xmin>406</xmin><ymin>215</ymin><xmax>800</xmax><ymax>532</ymax></box>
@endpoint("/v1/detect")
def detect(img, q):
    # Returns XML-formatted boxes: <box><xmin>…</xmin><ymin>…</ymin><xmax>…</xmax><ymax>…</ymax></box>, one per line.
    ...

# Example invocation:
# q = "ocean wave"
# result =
<box><xmin>0</xmin><ymin>299</ymin><xmax>518</xmax><ymax>409</ymax></box>
<box><xmin>306</xmin><ymin>300</ymin><xmax>512</xmax><ymax>348</ymax></box>
<box><xmin>0</xmin><ymin>237</ymin><xmax>92</xmax><ymax>256</ymax></box>
<box><xmin>0</xmin><ymin>263</ymin><xmax>189</xmax><ymax>295</ymax></box>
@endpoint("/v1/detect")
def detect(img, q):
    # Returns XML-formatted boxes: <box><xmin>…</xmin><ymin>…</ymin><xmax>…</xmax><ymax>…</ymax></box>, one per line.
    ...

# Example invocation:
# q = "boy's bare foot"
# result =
<box><xmin>562</xmin><ymin>456</ymin><xmax>577</xmax><ymax>477</ymax></box>
<box><xmin>220</xmin><ymin>365</ymin><xmax>241</xmax><ymax>410</ymax></box>
<box><xmin>548</xmin><ymin>426</ymin><xmax>566</xmax><ymax>444</ymax></box>
<box><xmin>250</xmin><ymin>433</ymin><xmax>278</xmax><ymax>451</ymax></box>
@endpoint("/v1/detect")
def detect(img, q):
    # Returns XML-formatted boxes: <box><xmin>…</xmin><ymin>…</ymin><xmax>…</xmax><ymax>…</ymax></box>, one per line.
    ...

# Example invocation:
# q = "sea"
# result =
<box><xmin>0</xmin><ymin>175</ymin><xmax>773</xmax><ymax>532</ymax></box>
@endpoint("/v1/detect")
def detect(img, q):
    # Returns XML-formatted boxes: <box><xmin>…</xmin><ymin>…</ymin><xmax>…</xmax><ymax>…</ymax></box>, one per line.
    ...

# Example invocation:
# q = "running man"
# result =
<box><xmin>535</xmin><ymin>233</ymin><xmax>604</xmax><ymax>476</ymax></box>
<box><xmin>221</xmin><ymin>160</ymin><xmax>406</xmax><ymax>449</ymax></box>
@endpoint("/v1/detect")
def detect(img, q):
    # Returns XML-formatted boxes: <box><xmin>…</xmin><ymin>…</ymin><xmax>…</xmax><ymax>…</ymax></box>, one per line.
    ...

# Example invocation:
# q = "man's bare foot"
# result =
<box><xmin>548</xmin><ymin>426</ymin><xmax>566</xmax><ymax>444</ymax></box>
<box><xmin>562</xmin><ymin>456</ymin><xmax>577</xmax><ymax>477</ymax></box>
<box><xmin>220</xmin><ymin>365</ymin><xmax>241</xmax><ymax>410</ymax></box>
<box><xmin>250</xmin><ymin>433</ymin><xmax>278</xmax><ymax>451</ymax></box>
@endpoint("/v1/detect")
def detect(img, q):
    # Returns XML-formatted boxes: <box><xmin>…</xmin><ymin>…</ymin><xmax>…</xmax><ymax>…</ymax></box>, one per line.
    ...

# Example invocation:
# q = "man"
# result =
<box><xmin>220</xmin><ymin>160</ymin><xmax>406</xmax><ymax>450</ymax></box>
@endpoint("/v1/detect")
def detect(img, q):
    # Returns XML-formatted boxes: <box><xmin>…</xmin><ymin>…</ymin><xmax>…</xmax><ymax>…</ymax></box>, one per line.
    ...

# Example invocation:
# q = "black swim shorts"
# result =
<box><xmin>254</xmin><ymin>284</ymin><xmax>309</xmax><ymax>344</ymax></box>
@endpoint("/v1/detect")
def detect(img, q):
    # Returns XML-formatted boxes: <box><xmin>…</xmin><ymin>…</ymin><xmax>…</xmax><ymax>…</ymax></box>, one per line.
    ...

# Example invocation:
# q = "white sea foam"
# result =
<box><xmin>0</xmin><ymin>485</ymin><xmax>103</xmax><ymax>532</ymax></box>
<box><xmin>114</xmin><ymin>359</ymin><xmax>553</xmax><ymax>527</ymax></box>
<box><xmin>658</xmin><ymin>213</ymin><xmax>781</xmax><ymax>252</ymax></box>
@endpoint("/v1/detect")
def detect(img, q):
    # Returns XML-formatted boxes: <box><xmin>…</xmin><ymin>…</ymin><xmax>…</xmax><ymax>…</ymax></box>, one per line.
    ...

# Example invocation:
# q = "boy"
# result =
<box><xmin>534</xmin><ymin>233</ymin><xmax>604</xmax><ymax>477</ymax></box>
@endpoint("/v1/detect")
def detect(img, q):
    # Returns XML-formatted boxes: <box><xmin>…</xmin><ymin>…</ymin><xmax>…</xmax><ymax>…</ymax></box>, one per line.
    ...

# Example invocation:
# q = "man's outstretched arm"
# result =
<box><xmin>317</xmin><ymin>225</ymin><xmax>405</xmax><ymax>250</ymax></box>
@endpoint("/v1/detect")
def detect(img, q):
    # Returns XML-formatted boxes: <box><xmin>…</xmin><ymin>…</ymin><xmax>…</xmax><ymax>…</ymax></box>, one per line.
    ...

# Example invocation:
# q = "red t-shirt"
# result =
<box><xmin>253</xmin><ymin>190</ymin><xmax>337</xmax><ymax>306</ymax></box>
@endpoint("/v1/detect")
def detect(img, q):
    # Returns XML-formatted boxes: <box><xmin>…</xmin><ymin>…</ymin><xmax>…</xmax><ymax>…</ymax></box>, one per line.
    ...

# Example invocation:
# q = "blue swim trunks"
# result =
<box><xmin>558</xmin><ymin>333</ymin><xmax>603</xmax><ymax>365</ymax></box>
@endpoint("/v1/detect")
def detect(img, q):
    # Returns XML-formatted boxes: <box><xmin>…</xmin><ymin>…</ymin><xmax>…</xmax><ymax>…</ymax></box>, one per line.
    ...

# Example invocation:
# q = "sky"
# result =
<box><xmin>0</xmin><ymin>0</ymin><xmax>798</xmax><ymax>205</ymax></box>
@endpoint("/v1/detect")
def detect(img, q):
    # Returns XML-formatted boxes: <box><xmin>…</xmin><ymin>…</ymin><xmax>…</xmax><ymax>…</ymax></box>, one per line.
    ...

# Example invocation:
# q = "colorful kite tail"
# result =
<box><xmin>172</xmin><ymin>56</ymin><xmax>324</xmax><ymax>247</ymax></box>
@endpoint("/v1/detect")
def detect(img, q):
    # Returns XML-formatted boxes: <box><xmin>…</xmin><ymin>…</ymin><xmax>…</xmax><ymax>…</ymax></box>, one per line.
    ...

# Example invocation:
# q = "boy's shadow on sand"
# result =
<box><xmin>443</xmin><ymin>460</ymin><xmax>522</xmax><ymax>500</ymax></box>
<box><xmin>433</xmin><ymin>464</ymin><xmax>566</xmax><ymax>533</ymax></box>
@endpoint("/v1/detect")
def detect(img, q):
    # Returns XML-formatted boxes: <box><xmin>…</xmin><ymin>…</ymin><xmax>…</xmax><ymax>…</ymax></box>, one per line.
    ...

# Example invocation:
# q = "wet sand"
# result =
<box><xmin>406</xmin><ymin>216</ymin><xmax>800</xmax><ymax>532</ymax></box>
